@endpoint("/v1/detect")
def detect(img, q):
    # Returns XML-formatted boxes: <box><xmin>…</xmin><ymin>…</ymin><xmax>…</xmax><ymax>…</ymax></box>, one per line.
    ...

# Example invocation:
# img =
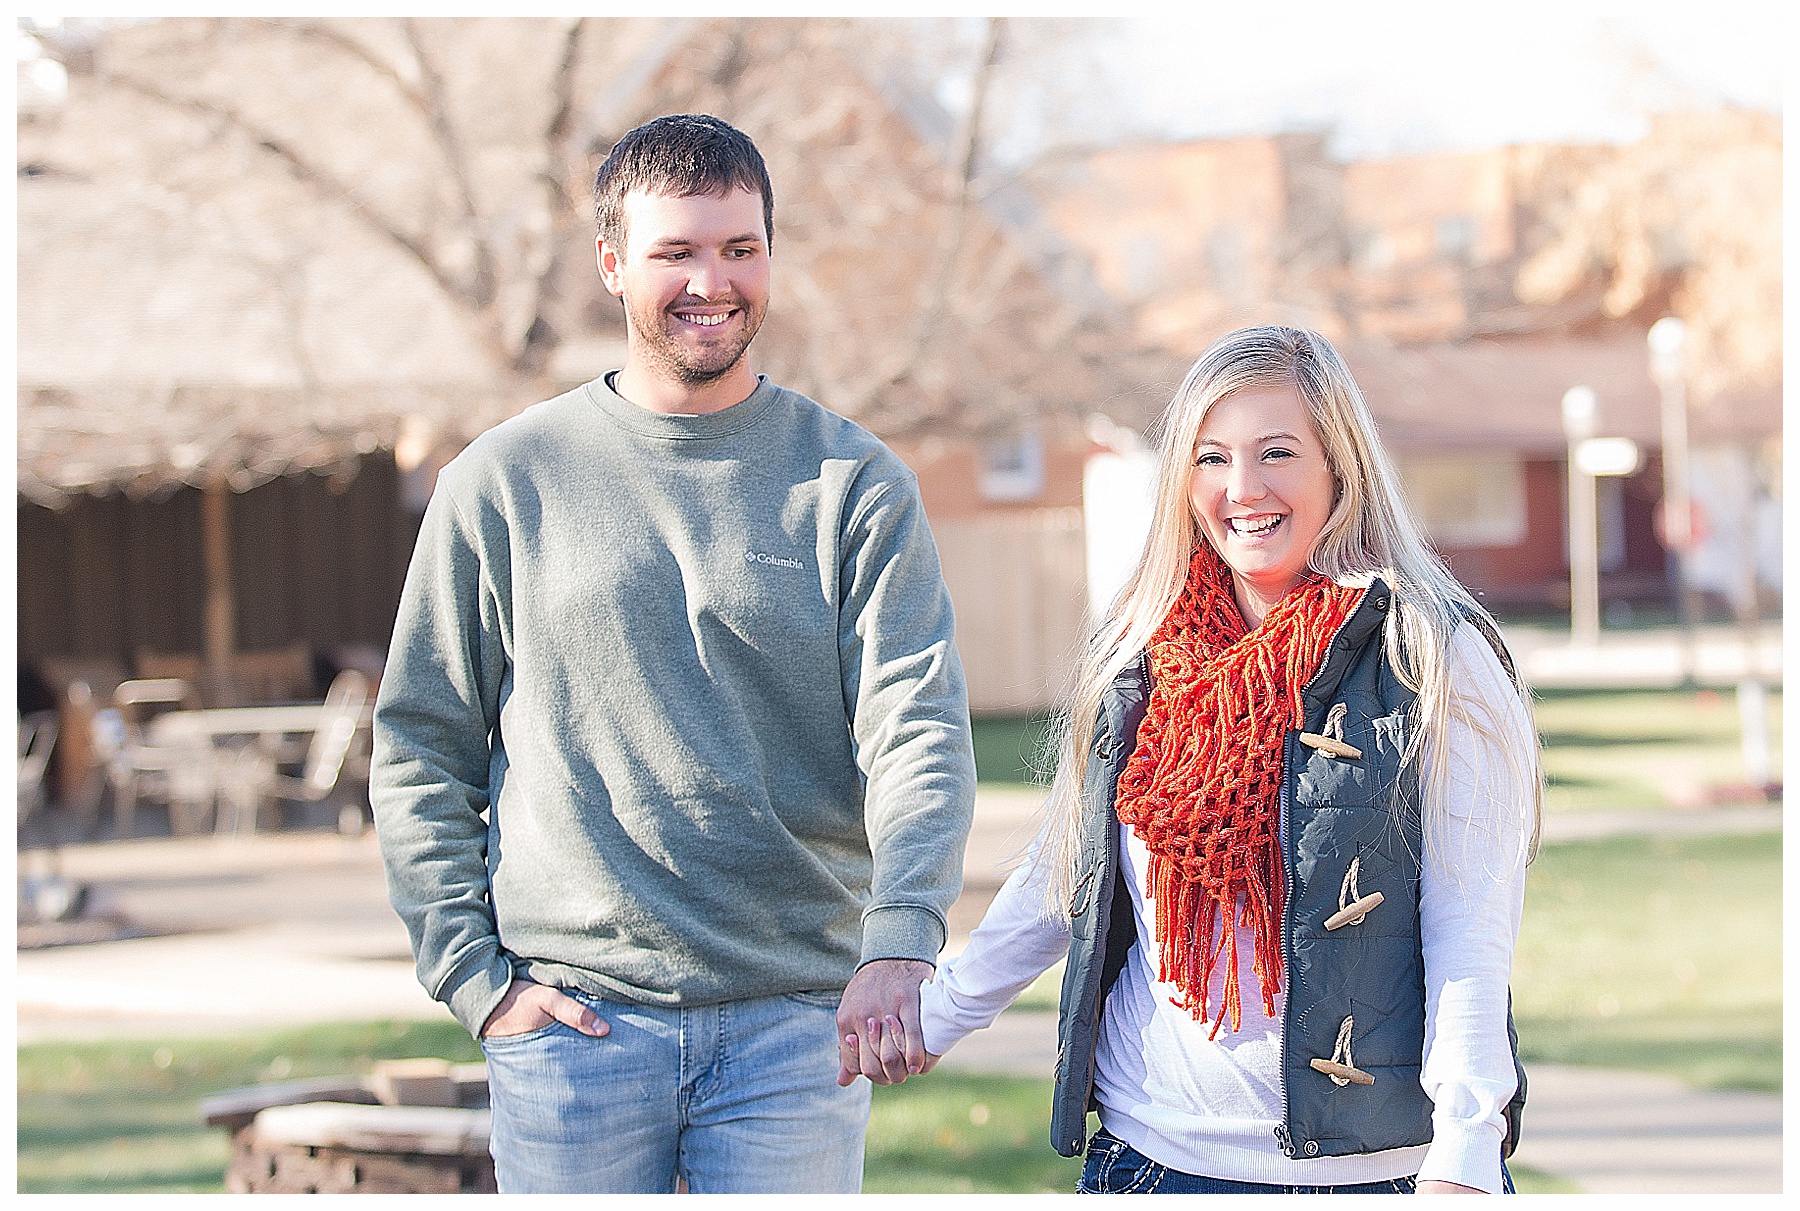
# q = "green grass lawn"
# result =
<box><xmin>13</xmin><ymin>1022</ymin><xmax>1571</xmax><ymax>1195</ymax></box>
<box><xmin>864</xmin><ymin>1071</ymin><xmax>1082</xmax><ymax>1192</ymax></box>
<box><xmin>1512</xmin><ymin>830</ymin><xmax>1781</xmax><ymax>1092</ymax></box>
<box><xmin>970</xmin><ymin>711</ymin><xmax>1056</xmax><ymax>785</ymax></box>
<box><xmin>1534</xmin><ymin>687</ymin><xmax>1782</xmax><ymax>811</ymax></box>
<box><xmin>16</xmin><ymin>1019</ymin><xmax>483</xmax><ymax>1193</ymax></box>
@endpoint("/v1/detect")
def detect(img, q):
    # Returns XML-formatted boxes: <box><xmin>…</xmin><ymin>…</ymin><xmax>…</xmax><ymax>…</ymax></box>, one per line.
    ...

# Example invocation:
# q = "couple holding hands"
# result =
<box><xmin>372</xmin><ymin>114</ymin><xmax>1538</xmax><ymax>1195</ymax></box>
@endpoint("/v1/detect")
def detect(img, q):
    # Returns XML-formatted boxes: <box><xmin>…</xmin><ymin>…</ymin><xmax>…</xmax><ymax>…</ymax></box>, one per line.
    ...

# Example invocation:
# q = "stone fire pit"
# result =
<box><xmin>201</xmin><ymin>1058</ymin><xmax>495</xmax><ymax>1193</ymax></box>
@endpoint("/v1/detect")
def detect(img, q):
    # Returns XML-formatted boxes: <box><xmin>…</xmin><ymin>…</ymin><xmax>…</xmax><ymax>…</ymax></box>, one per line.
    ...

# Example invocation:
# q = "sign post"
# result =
<box><xmin>1560</xmin><ymin>392</ymin><xmax>1642</xmax><ymax>648</ymax></box>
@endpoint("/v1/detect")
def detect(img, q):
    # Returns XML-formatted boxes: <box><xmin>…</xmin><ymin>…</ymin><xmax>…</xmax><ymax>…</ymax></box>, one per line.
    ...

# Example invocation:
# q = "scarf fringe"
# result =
<box><xmin>1116</xmin><ymin>544</ymin><xmax>1361</xmax><ymax>1034</ymax></box>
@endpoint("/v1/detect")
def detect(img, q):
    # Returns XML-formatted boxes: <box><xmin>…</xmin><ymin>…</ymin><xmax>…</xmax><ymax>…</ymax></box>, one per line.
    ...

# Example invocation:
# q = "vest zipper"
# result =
<box><xmin>1275</xmin><ymin>729</ymin><xmax>1296</xmax><ymax>1157</ymax></box>
<box><xmin>1275</xmin><ymin>584</ymin><xmax>1373</xmax><ymax>1159</ymax></box>
<box><xmin>1071</xmin><ymin>812</ymin><xmax>1115</xmax><ymax>1155</ymax></box>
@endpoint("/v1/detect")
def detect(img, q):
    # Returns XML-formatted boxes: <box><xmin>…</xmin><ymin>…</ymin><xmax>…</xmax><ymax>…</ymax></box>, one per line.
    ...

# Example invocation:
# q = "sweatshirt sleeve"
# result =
<box><xmin>369</xmin><ymin>476</ymin><xmax>517</xmax><ymax>1038</ymax></box>
<box><xmin>1415</xmin><ymin>625</ymin><xmax>1536</xmax><ymax>1192</ymax></box>
<box><xmin>836</xmin><ymin>471</ymin><xmax>977</xmax><ymax>968</ymax></box>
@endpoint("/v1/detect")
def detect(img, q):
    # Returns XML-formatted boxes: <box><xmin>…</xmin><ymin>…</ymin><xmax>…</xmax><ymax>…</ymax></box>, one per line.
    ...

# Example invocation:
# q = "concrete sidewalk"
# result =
<box><xmin>17</xmin><ymin>831</ymin><xmax>449</xmax><ymax>1040</ymax></box>
<box><xmin>15</xmin><ymin>792</ymin><xmax>1784</xmax><ymax>1193</ymax></box>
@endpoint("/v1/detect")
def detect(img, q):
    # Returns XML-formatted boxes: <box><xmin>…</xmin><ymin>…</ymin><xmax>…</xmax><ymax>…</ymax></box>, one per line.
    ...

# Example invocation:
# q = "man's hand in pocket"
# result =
<box><xmin>480</xmin><ymin>979</ymin><xmax>609</xmax><ymax>1039</ymax></box>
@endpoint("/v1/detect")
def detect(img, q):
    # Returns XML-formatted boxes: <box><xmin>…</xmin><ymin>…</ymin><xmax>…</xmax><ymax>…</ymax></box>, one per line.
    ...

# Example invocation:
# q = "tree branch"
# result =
<box><xmin>542</xmin><ymin>17</ymin><xmax>586</xmax><ymax>152</ymax></box>
<box><xmin>268</xmin><ymin>18</ymin><xmax>426</xmax><ymax>110</ymax></box>
<box><xmin>836</xmin><ymin>18</ymin><xmax>1006</xmax><ymax>415</ymax></box>
<box><xmin>105</xmin><ymin>67</ymin><xmax>471</xmax><ymax>311</ymax></box>
<box><xmin>402</xmin><ymin>17</ymin><xmax>495</xmax><ymax>308</ymax></box>
<box><xmin>273</xmin><ymin>15</ymin><xmax>490</xmax><ymax>299</ymax></box>
<box><xmin>511</xmin><ymin>16</ymin><xmax>589</xmax><ymax>376</ymax></box>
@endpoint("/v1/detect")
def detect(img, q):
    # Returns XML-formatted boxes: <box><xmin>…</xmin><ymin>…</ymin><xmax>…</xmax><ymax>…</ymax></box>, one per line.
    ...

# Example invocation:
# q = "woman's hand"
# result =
<box><xmin>1415</xmin><ymin>1179</ymin><xmax>1483</xmax><ymax>1194</ymax></box>
<box><xmin>840</xmin><ymin>1015</ymin><xmax>941</xmax><ymax>1086</ymax></box>
<box><xmin>836</xmin><ymin>960</ymin><xmax>937</xmax><ymax>1086</ymax></box>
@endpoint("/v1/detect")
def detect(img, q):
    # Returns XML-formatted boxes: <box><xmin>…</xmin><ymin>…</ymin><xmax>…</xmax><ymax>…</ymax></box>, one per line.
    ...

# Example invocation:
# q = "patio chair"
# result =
<box><xmin>216</xmin><ymin>669</ymin><xmax>370</xmax><ymax>836</ymax></box>
<box><xmin>18</xmin><ymin>710</ymin><xmax>59</xmax><ymax>825</ymax></box>
<box><xmin>104</xmin><ymin>678</ymin><xmax>214</xmax><ymax>835</ymax></box>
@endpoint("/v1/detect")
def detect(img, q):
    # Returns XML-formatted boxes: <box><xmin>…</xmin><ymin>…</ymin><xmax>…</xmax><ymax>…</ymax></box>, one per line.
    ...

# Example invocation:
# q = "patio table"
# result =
<box><xmin>147</xmin><ymin>702</ymin><xmax>376</xmax><ymax>834</ymax></box>
<box><xmin>147</xmin><ymin>703</ymin><xmax>374</xmax><ymax>744</ymax></box>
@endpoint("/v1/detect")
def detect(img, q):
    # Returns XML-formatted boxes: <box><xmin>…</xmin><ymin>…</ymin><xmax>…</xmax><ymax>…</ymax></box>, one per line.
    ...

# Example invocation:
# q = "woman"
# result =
<box><xmin>874</xmin><ymin>326</ymin><xmax>1541</xmax><ymax>1193</ymax></box>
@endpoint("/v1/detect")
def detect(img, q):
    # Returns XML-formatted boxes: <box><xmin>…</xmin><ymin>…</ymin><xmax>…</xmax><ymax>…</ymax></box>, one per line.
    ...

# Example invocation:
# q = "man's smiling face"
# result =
<box><xmin>600</xmin><ymin>187</ymin><xmax>770</xmax><ymax>389</ymax></box>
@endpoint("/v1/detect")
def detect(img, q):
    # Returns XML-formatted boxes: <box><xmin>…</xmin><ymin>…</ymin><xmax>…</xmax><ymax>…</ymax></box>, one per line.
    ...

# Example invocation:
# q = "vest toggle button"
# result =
<box><xmin>1299</xmin><ymin>701</ymin><xmax>1362</xmax><ymax>760</ymax></box>
<box><xmin>1310</xmin><ymin>1015</ymin><xmax>1376</xmax><ymax>1086</ymax></box>
<box><xmin>1324</xmin><ymin>893</ymin><xmax>1384</xmax><ymax>931</ymax></box>
<box><xmin>1299</xmin><ymin>733</ymin><xmax>1362</xmax><ymax>759</ymax></box>
<box><xmin>1324</xmin><ymin>854</ymin><xmax>1384</xmax><ymax>930</ymax></box>
<box><xmin>1303</xmin><ymin>1140</ymin><xmax>1320</xmax><ymax>1157</ymax></box>
<box><xmin>1309</xmin><ymin>1057</ymin><xmax>1375</xmax><ymax>1086</ymax></box>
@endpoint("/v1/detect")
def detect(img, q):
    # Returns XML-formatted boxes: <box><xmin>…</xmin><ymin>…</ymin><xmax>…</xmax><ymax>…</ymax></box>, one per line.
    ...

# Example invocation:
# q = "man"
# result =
<box><xmin>371</xmin><ymin>113</ymin><xmax>974</xmax><ymax>1194</ymax></box>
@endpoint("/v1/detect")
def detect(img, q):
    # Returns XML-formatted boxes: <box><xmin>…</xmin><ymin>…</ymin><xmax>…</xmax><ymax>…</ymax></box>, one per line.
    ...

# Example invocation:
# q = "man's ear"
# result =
<box><xmin>596</xmin><ymin>235</ymin><xmax>626</xmax><ymax>298</ymax></box>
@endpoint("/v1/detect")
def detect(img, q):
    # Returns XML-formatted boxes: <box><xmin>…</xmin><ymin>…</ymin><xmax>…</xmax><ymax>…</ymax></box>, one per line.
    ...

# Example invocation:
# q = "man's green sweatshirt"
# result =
<box><xmin>371</xmin><ymin>375</ymin><xmax>976</xmax><ymax>1037</ymax></box>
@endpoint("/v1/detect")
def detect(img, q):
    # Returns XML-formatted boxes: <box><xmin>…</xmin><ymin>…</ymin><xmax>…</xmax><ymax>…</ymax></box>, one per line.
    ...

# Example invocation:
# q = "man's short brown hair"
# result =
<box><xmin>593</xmin><ymin>114</ymin><xmax>774</xmax><ymax>254</ymax></box>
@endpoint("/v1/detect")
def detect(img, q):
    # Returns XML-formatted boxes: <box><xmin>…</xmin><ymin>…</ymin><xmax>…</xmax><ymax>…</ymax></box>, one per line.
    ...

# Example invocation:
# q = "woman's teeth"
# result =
<box><xmin>1230</xmin><ymin>515</ymin><xmax>1282</xmax><ymax>537</ymax></box>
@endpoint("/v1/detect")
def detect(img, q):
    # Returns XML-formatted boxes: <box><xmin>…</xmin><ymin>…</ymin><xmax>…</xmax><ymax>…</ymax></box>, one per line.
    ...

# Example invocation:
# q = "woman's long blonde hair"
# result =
<box><xmin>1035</xmin><ymin>325</ymin><xmax>1542</xmax><ymax>916</ymax></box>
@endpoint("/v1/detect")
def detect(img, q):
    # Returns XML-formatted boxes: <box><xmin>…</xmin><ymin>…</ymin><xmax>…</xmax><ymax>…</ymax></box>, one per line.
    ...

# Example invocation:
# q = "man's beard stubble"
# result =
<box><xmin>626</xmin><ymin>292</ymin><xmax>763</xmax><ymax>387</ymax></box>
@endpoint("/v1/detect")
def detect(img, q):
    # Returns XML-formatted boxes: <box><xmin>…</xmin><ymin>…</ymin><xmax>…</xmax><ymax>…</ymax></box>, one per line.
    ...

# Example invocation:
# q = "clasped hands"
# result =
<box><xmin>835</xmin><ymin>957</ymin><xmax>940</xmax><ymax>1087</ymax></box>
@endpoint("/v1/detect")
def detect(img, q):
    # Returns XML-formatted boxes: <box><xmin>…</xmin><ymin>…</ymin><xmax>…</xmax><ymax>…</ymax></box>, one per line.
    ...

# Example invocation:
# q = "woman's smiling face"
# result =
<box><xmin>1187</xmin><ymin>384</ymin><xmax>1337</xmax><ymax>626</ymax></box>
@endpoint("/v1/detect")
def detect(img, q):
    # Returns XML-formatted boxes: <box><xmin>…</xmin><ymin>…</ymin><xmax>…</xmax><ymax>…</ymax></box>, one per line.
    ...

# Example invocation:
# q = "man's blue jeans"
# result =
<box><xmin>480</xmin><ymin>986</ymin><xmax>871</xmax><ymax>1193</ymax></box>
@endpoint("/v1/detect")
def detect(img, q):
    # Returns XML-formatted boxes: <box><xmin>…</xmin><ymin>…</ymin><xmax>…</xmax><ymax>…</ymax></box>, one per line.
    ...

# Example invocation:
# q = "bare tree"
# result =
<box><xmin>1511</xmin><ymin>109</ymin><xmax>1781</xmax><ymax>404</ymax></box>
<box><xmin>19</xmin><ymin>17</ymin><xmax>667</xmax><ymax>699</ymax></box>
<box><xmin>21</xmin><ymin>15</ymin><xmax>1125</xmax><ymax>458</ymax></box>
<box><xmin>602</xmin><ymin>17</ymin><xmax>1124</xmax><ymax>439</ymax></box>
<box><xmin>18</xmin><ymin>18</ymin><xmax>682</xmax><ymax>429</ymax></box>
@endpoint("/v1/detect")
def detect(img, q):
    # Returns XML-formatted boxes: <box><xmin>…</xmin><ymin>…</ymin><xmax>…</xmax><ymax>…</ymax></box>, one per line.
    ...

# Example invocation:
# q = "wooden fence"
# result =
<box><xmin>933</xmin><ymin>507</ymin><xmax>1088</xmax><ymax>715</ymax></box>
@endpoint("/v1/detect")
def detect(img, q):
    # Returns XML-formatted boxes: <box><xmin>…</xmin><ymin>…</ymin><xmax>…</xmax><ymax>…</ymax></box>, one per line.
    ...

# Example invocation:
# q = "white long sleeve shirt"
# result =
<box><xmin>920</xmin><ymin>625</ymin><xmax>1533</xmax><ymax>1191</ymax></box>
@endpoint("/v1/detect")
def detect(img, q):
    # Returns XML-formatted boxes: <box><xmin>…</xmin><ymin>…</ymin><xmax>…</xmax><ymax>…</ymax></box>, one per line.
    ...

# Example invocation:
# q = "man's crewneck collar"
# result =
<box><xmin>585</xmin><ymin>371</ymin><xmax>779</xmax><ymax>440</ymax></box>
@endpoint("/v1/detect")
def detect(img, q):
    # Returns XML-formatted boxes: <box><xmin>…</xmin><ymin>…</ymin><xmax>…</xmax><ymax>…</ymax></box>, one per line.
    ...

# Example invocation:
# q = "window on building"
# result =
<box><xmin>1434</xmin><ymin>215</ymin><xmax>1477</xmax><ymax>264</ymax></box>
<box><xmin>1205</xmin><ymin>225</ymin><xmax>1248</xmax><ymax>298</ymax></box>
<box><xmin>979</xmin><ymin>432</ymin><xmax>1046</xmax><ymax>503</ymax></box>
<box><xmin>1393</xmin><ymin>451</ymin><xmax>1527</xmax><ymax>548</ymax></box>
<box><xmin>1352</xmin><ymin>229</ymin><xmax>1396</xmax><ymax>273</ymax></box>
<box><xmin>1122</xmin><ymin>232</ymin><xmax>1161</xmax><ymax>298</ymax></box>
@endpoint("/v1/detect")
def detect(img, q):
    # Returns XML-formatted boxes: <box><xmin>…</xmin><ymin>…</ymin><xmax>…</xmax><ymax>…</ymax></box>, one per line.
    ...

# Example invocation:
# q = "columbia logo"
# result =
<box><xmin>745</xmin><ymin>549</ymin><xmax>804</xmax><ymax>570</ymax></box>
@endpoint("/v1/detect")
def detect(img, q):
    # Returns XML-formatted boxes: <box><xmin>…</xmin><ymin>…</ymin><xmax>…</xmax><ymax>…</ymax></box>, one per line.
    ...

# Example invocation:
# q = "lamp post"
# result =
<box><xmin>1561</xmin><ymin>386</ymin><xmax>1600</xmax><ymax>647</ymax></box>
<box><xmin>1648</xmin><ymin>317</ymin><xmax>1698</xmax><ymax>684</ymax></box>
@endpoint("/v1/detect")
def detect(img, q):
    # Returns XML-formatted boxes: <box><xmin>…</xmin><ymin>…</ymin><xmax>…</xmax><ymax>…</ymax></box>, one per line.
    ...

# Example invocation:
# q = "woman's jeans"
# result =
<box><xmin>1079</xmin><ymin>1128</ymin><xmax>1456</xmax><ymax>1194</ymax></box>
<box><xmin>480</xmin><ymin>986</ymin><xmax>870</xmax><ymax>1193</ymax></box>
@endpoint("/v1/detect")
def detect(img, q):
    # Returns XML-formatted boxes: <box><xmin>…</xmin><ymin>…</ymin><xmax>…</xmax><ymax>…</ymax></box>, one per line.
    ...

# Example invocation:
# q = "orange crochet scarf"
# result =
<box><xmin>1114</xmin><ymin>543</ymin><xmax>1362</xmax><ymax>1037</ymax></box>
